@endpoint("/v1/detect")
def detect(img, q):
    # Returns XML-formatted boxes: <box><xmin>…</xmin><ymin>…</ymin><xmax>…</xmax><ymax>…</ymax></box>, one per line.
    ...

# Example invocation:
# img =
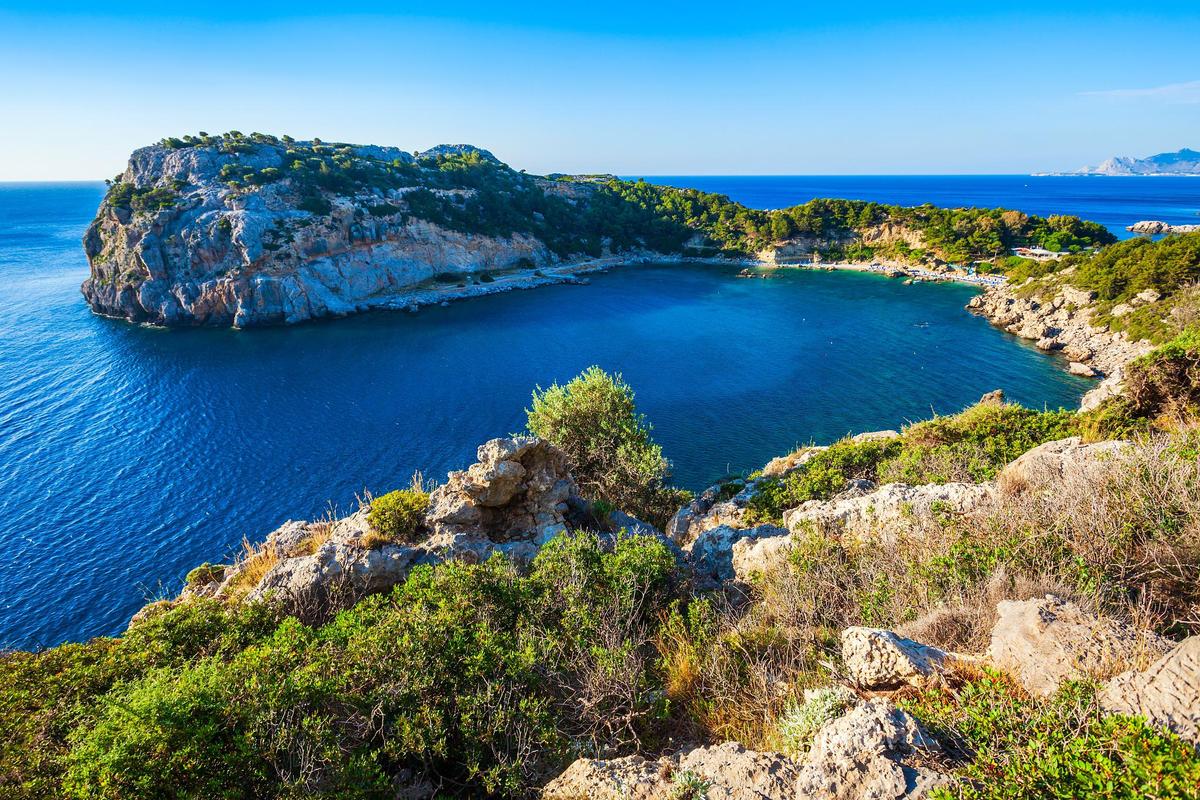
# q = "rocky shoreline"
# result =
<box><xmin>967</xmin><ymin>278</ymin><xmax>1154</xmax><ymax>410</ymax></box>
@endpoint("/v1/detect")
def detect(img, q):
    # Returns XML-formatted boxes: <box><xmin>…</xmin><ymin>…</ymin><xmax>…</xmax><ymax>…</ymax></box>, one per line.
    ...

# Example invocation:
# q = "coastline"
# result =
<box><xmin>360</xmin><ymin>253</ymin><xmax>1005</xmax><ymax>322</ymax></box>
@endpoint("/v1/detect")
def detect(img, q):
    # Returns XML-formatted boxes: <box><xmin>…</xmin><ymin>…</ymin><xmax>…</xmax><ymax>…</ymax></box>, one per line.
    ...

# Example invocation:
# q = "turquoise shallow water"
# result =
<box><xmin>0</xmin><ymin>181</ymin><xmax>1113</xmax><ymax>648</ymax></box>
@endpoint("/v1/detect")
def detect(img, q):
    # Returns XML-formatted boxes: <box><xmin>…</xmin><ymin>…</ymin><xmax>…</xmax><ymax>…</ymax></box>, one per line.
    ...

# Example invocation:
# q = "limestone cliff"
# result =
<box><xmin>82</xmin><ymin>136</ymin><xmax>592</xmax><ymax>327</ymax></box>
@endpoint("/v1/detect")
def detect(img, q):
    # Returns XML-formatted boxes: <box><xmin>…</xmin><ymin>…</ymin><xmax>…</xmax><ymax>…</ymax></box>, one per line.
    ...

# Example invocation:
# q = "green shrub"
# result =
<box><xmin>365</xmin><ymin>488</ymin><xmax>430</xmax><ymax>545</ymax></box>
<box><xmin>527</xmin><ymin>366</ymin><xmax>688</xmax><ymax>528</ymax></box>
<box><xmin>184</xmin><ymin>562</ymin><xmax>225</xmax><ymax>587</ymax></box>
<box><xmin>1126</xmin><ymin>327</ymin><xmax>1200</xmax><ymax>421</ymax></box>
<box><xmin>905</xmin><ymin>672</ymin><xmax>1200</xmax><ymax>800</ymax></box>
<box><xmin>774</xmin><ymin>686</ymin><xmax>854</xmax><ymax>756</ymax></box>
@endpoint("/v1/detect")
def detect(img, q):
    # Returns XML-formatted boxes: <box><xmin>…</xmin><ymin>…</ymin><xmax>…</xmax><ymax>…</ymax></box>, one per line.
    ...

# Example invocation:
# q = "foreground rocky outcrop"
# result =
<box><xmin>542</xmin><ymin>699</ymin><xmax>951</xmax><ymax>800</ymax></box>
<box><xmin>178</xmin><ymin>436</ymin><xmax>595</xmax><ymax>615</ymax></box>
<box><xmin>987</xmin><ymin>596</ymin><xmax>1174</xmax><ymax>696</ymax></box>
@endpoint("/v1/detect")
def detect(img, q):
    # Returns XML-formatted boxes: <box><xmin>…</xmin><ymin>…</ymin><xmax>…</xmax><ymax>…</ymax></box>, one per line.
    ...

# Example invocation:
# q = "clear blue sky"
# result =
<box><xmin>1</xmin><ymin>1</ymin><xmax>1197</xmax><ymax>179</ymax></box>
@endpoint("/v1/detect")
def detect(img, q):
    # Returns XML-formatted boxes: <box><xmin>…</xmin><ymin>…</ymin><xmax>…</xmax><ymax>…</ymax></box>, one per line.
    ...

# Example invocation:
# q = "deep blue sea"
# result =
<box><xmin>2</xmin><ymin>175</ymin><xmax>1197</xmax><ymax>649</ymax></box>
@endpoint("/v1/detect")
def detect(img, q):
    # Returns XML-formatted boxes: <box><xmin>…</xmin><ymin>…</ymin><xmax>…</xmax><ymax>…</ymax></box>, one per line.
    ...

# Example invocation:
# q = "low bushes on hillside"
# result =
<box><xmin>1</xmin><ymin>533</ymin><xmax>678</xmax><ymax>800</ymax></box>
<box><xmin>904</xmin><ymin>673</ymin><xmax>1200</xmax><ymax>800</ymax></box>
<box><xmin>746</xmin><ymin>400</ymin><xmax>1077</xmax><ymax>523</ymax></box>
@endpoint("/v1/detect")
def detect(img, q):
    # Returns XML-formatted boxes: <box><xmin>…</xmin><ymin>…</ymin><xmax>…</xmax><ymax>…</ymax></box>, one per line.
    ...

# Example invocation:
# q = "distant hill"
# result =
<box><xmin>1046</xmin><ymin>148</ymin><xmax>1200</xmax><ymax>176</ymax></box>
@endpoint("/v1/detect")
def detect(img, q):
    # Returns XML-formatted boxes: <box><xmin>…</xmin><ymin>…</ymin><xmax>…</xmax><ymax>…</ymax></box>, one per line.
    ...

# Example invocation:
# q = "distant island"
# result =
<box><xmin>83</xmin><ymin>132</ymin><xmax>1114</xmax><ymax>327</ymax></box>
<box><xmin>1038</xmin><ymin>147</ymin><xmax>1200</xmax><ymax>176</ymax></box>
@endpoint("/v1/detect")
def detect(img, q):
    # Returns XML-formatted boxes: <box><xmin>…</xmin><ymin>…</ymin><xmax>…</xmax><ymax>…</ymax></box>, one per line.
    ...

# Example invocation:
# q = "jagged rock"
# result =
<box><xmin>197</xmin><ymin>436</ymin><xmax>583</xmax><ymax>615</ymax></box>
<box><xmin>967</xmin><ymin>283</ymin><xmax>1153</xmax><ymax>411</ymax></box>
<box><xmin>997</xmin><ymin>436</ymin><xmax>1127</xmax><ymax>494</ymax></box>
<box><xmin>667</xmin><ymin>482</ymin><xmax>754</xmax><ymax>547</ymax></box>
<box><xmin>541</xmin><ymin>743</ymin><xmax>802</xmax><ymax>800</ymax></box>
<box><xmin>687</xmin><ymin>524</ymin><xmax>789</xmax><ymax>586</ymax></box>
<box><xmin>1035</xmin><ymin>336</ymin><xmax>1062</xmax><ymax>351</ymax></box>
<box><xmin>1127</xmin><ymin>221</ymin><xmax>1200</xmax><ymax>235</ymax></box>
<box><xmin>797</xmin><ymin>699</ymin><xmax>952</xmax><ymax>799</ymax></box>
<box><xmin>987</xmin><ymin>596</ymin><xmax>1173</xmax><ymax>696</ymax></box>
<box><xmin>781</xmin><ymin>482</ymin><xmax>994</xmax><ymax>544</ymax></box>
<box><xmin>427</xmin><ymin>436</ymin><xmax>576</xmax><ymax>542</ymax></box>
<box><xmin>731</xmin><ymin>532</ymin><xmax>797</xmax><ymax>580</ymax></box>
<box><xmin>841</xmin><ymin>627</ymin><xmax>951</xmax><ymax>690</ymax></box>
<box><xmin>978</xmin><ymin>389</ymin><xmax>1006</xmax><ymax>405</ymax></box>
<box><xmin>851</xmin><ymin>430</ymin><xmax>901</xmax><ymax>444</ymax></box>
<box><xmin>1100</xmin><ymin>636</ymin><xmax>1200</xmax><ymax>746</ymax></box>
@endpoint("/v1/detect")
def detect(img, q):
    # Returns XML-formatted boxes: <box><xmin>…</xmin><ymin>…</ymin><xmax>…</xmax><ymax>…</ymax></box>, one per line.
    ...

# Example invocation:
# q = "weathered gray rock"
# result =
<box><xmin>686</xmin><ymin>524</ymin><xmax>789</xmax><ymax>586</ymax></box>
<box><xmin>781</xmin><ymin>482</ymin><xmax>994</xmax><ymax>544</ymax></box>
<box><xmin>666</xmin><ymin>480</ymin><xmax>755</xmax><ymax>547</ymax></box>
<box><xmin>1068</xmin><ymin>361</ymin><xmax>1097</xmax><ymax>377</ymax></box>
<box><xmin>796</xmin><ymin>699</ymin><xmax>952</xmax><ymax>799</ymax></box>
<box><xmin>997</xmin><ymin>437</ymin><xmax>1127</xmax><ymax>494</ymax></box>
<box><xmin>761</xmin><ymin>446</ymin><xmax>828</xmax><ymax>479</ymax></box>
<box><xmin>195</xmin><ymin>436</ymin><xmax>583</xmax><ymax>615</ymax></box>
<box><xmin>841</xmin><ymin>627</ymin><xmax>952</xmax><ymax>690</ymax></box>
<box><xmin>541</xmin><ymin>754</ymin><xmax>669</xmax><ymax>800</ymax></box>
<box><xmin>1100</xmin><ymin>636</ymin><xmax>1200</xmax><ymax>746</ymax></box>
<box><xmin>427</xmin><ymin>436</ymin><xmax>576</xmax><ymax>542</ymax></box>
<box><xmin>541</xmin><ymin>743</ymin><xmax>802</xmax><ymax>800</ymax></box>
<box><xmin>678</xmin><ymin>742</ymin><xmax>804</xmax><ymax>800</ymax></box>
<box><xmin>987</xmin><ymin>596</ymin><xmax>1173</xmax><ymax>696</ymax></box>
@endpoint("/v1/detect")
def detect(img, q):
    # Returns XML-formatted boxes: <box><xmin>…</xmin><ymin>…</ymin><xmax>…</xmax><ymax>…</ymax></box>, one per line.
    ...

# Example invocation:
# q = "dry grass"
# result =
<box><xmin>221</xmin><ymin>537</ymin><xmax>280</xmax><ymax>603</ymax></box>
<box><xmin>660</xmin><ymin>431</ymin><xmax>1200</xmax><ymax>747</ymax></box>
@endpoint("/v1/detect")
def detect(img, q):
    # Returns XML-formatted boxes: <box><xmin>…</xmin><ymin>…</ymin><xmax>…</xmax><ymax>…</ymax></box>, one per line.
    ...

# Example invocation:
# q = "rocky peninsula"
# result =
<box><xmin>81</xmin><ymin>132</ymin><xmax>1114</xmax><ymax>327</ymax></box>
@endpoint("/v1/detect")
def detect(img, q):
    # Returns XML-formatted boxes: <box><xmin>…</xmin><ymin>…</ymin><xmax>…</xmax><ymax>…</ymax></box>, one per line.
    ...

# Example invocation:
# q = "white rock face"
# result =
<box><xmin>781</xmin><ymin>482</ymin><xmax>994</xmax><ymax>544</ymax></box>
<box><xmin>81</xmin><ymin>139</ymin><xmax>582</xmax><ymax>327</ymax></box>
<box><xmin>996</xmin><ymin>436</ymin><xmax>1128</xmax><ymax>494</ymax></box>
<box><xmin>796</xmin><ymin>699</ymin><xmax>953</xmax><ymax>800</ymax></box>
<box><xmin>840</xmin><ymin>627</ymin><xmax>952</xmax><ymax>690</ymax></box>
<box><xmin>987</xmin><ymin>596</ymin><xmax>1173</xmax><ymax>696</ymax></box>
<box><xmin>1100</xmin><ymin>636</ymin><xmax>1200</xmax><ymax>747</ymax></box>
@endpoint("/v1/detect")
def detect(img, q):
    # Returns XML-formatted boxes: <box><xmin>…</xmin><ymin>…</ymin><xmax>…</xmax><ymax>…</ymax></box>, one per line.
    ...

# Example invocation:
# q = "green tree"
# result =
<box><xmin>527</xmin><ymin>367</ymin><xmax>686</xmax><ymax>527</ymax></box>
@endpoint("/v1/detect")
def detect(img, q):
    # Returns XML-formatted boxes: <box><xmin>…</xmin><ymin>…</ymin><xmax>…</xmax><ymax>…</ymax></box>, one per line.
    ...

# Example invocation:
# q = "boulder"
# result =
<box><xmin>678</xmin><ymin>742</ymin><xmax>804</xmax><ymax>800</ymax></box>
<box><xmin>996</xmin><ymin>437</ymin><xmax>1127</xmax><ymax>494</ymax></box>
<box><xmin>841</xmin><ymin>627</ymin><xmax>952</xmax><ymax>690</ymax></box>
<box><xmin>1068</xmin><ymin>361</ymin><xmax>1097</xmax><ymax>377</ymax></box>
<box><xmin>427</xmin><ymin>436</ymin><xmax>577</xmax><ymax>542</ymax></box>
<box><xmin>796</xmin><ymin>699</ymin><xmax>952</xmax><ymax>799</ymax></box>
<box><xmin>686</xmin><ymin>524</ymin><xmax>789</xmax><ymax>586</ymax></box>
<box><xmin>1100</xmin><ymin>636</ymin><xmax>1200</xmax><ymax>746</ymax></box>
<box><xmin>850</xmin><ymin>430</ymin><xmax>901</xmax><ymax>444</ymax></box>
<box><xmin>541</xmin><ymin>743</ymin><xmax>802</xmax><ymax>800</ymax></box>
<box><xmin>761</xmin><ymin>446</ymin><xmax>828</xmax><ymax>479</ymax></box>
<box><xmin>541</xmin><ymin>754</ymin><xmax>670</xmax><ymax>800</ymax></box>
<box><xmin>667</xmin><ymin>484</ymin><xmax>753</xmax><ymax>547</ymax></box>
<box><xmin>987</xmin><ymin>596</ymin><xmax>1173</xmax><ymax>696</ymax></box>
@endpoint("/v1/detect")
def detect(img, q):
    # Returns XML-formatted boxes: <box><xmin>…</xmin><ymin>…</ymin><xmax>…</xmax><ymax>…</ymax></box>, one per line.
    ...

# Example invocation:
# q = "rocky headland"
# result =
<box><xmin>81</xmin><ymin>132</ymin><xmax>1114</xmax><ymax>327</ymax></box>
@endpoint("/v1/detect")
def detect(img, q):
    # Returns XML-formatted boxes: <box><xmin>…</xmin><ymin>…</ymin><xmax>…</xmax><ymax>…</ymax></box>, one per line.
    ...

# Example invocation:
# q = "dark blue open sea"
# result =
<box><xmin>2</xmin><ymin>175</ymin><xmax>1197</xmax><ymax>649</ymax></box>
